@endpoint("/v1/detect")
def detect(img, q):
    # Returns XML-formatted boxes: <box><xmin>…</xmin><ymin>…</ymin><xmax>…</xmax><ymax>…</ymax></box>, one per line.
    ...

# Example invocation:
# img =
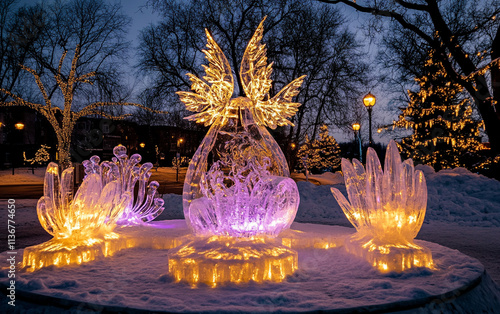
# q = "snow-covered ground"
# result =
<box><xmin>1</xmin><ymin>165</ymin><xmax>499</xmax><ymax>312</ymax></box>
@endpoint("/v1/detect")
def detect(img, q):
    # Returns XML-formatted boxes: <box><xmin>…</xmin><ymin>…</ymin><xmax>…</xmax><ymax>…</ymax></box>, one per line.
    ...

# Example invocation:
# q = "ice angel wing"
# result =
<box><xmin>177</xmin><ymin>29</ymin><xmax>234</xmax><ymax>126</ymax></box>
<box><xmin>240</xmin><ymin>17</ymin><xmax>273</xmax><ymax>103</ymax></box>
<box><xmin>254</xmin><ymin>75</ymin><xmax>306</xmax><ymax>129</ymax></box>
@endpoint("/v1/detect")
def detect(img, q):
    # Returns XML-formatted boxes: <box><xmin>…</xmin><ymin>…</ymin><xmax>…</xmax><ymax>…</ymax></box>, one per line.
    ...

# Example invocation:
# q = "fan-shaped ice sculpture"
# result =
<box><xmin>331</xmin><ymin>140</ymin><xmax>433</xmax><ymax>272</ymax></box>
<box><xmin>170</xmin><ymin>17</ymin><xmax>303</xmax><ymax>286</ymax></box>
<box><xmin>22</xmin><ymin>146</ymin><xmax>165</xmax><ymax>271</ymax></box>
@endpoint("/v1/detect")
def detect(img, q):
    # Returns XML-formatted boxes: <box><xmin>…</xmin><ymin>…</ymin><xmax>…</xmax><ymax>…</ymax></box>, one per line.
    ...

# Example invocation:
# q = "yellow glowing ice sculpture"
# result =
<box><xmin>170</xmin><ymin>17</ymin><xmax>305</xmax><ymax>286</ymax></box>
<box><xmin>22</xmin><ymin>156</ymin><xmax>132</xmax><ymax>271</ymax></box>
<box><xmin>331</xmin><ymin>141</ymin><xmax>434</xmax><ymax>272</ymax></box>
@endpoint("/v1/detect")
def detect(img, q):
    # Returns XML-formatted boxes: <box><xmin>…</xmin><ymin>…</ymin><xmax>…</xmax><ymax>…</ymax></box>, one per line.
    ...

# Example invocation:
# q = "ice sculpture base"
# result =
<box><xmin>344</xmin><ymin>233</ymin><xmax>434</xmax><ymax>273</ymax></box>
<box><xmin>22</xmin><ymin>221</ymin><xmax>191</xmax><ymax>272</ymax></box>
<box><xmin>4</xmin><ymin>223</ymin><xmax>498</xmax><ymax>313</ymax></box>
<box><xmin>168</xmin><ymin>236</ymin><xmax>298</xmax><ymax>287</ymax></box>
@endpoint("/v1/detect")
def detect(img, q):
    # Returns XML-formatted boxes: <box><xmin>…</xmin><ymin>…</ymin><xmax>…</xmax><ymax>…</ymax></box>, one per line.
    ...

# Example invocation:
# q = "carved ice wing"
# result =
<box><xmin>177</xmin><ymin>29</ymin><xmax>234</xmax><ymax>126</ymax></box>
<box><xmin>254</xmin><ymin>75</ymin><xmax>306</xmax><ymax>129</ymax></box>
<box><xmin>240</xmin><ymin>17</ymin><xmax>273</xmax><ymax>102</ymax></box>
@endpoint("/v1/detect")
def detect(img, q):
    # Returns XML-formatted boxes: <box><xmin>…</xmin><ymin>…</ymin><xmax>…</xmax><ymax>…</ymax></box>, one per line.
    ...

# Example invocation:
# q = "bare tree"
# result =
<box><xmin>0</xmin><ymin>0</ymin><xmax>45</xmax><ymax>101</ymax></box>
<box><xmin>319</xmin><ymin>0</ymin><xmax>500</xmax><ymax>154</ymax></box>
<box><xmin>139</xmin><ymin>0</ymin><xmax>368</xmax><ymax>148</ymax></box>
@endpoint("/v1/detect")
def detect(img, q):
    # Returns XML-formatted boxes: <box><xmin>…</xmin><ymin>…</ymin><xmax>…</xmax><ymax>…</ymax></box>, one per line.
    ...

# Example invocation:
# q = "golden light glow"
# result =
<box><xmin>176</xmin><ymin>17</ymin><xmax>306</xmax><ymax>129</ymax></box>
<box><xmin>362</xmin><ymin>93</ymin><xmax>376</xmax><ymax>108</ymax></box>
<box><xmin>168</xmin><ymin>236</ymin><xmax>298</xmax><ymax>287</ymax></box>
<box><xmin>139</xmin><ymin>142</ymin><xmax>146</xmax><ymax>148</ymax></box>
<box><xmin>0</xmin><ymin>45</ymin><xmax>167</xmax><ymax>170</ymax></box>
<box><xmin>345</xmin><ymin>233</ymin><xmax>434</xmax><ymax>273</ymax></box>
<box><xmin>352</xmin><ymin>122</ymin><xmax>360</xmax><ymax>131</ymax></box>
<box><xmin>291</xmin><ymin>143</ymin><xmax>296</xmax><ymax>149</ymax></box>
<box><xmin>15</xmin><ymin>122</ymin><xmax>24</xmax><ymax>130</ymax></box>
<box><xmin>21</xmin><ymin>234</ymin><xmax>130</xmax><ymax>272</ymax></box>
<box><xmin>331</xmin><ymin>141</ymin><xmax>434</xmax><ymax>272</ymax></box>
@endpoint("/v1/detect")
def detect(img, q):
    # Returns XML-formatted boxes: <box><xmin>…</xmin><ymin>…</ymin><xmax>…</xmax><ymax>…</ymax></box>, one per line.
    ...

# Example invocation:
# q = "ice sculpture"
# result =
<box><xmin>22</xmin><ymin>146</ymin><xmax>165</xmax><ymax>271</ymax></box>
<box><xmin>178</xmin><ymin>17</ymin><xmax>304</xmax><ymax>238</ymax></box>
<box><xmin>170</xmin><ymin>17</ymin><xmax>304</xmax><ymax>285</ymax></box>
<box><xmin>331</xmin><ymin>141</ymin><xmax>433</xmax><ymax>272</ymax></box>
<box><xmin>108</xmin><ymin>146</ymin><xmax>165</xmax><ymax>224</ymax></box>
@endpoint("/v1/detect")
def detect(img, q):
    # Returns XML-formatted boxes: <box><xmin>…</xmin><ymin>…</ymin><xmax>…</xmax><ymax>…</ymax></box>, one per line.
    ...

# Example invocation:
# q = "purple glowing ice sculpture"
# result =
<box><xmin>91</xmin><ymin>145</ymin><xmax>165</xmax><ymax>224</ymax></box>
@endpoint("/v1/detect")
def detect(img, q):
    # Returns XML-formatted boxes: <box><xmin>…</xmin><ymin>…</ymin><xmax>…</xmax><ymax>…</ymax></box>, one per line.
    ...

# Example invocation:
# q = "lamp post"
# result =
<box><xmin>176</xmin><ymin>138</ymin><xmax>184</xmax><ymax>182</ymax></box>
<box><xmin>352</xmin><ymin>122</ymin><xmax>362</xmax><ymax>162</ymax></box>
<box><xmin>12</xmin><ymin>122</ymin><xmax>25</xmax><ymax>174</ymax></box>
<box><xmin>363</xmin><ymin>92</ymin><xmax>376</xmax><ymax>146</ymax></box>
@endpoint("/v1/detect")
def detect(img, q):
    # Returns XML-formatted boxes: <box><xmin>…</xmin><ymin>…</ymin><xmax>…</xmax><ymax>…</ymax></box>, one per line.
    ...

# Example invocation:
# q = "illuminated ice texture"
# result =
<box><xmin>331</xmin><ymin>140</ymin><xmax>434</xmax><ymax>272</ymax></box>
<box><xmin>171</xmin><ymin>17</ymin><xmax>304</xmax><ymax>286</ymax></box>
<box><xmin>179</xmin><ymin>18</ymin><xmax>303</xmax><ymax>238</ymax></box>
<box><xmin>23</xmin><ymin>146</ymin><xmax>164</xmax><ymax>271</ymax></box>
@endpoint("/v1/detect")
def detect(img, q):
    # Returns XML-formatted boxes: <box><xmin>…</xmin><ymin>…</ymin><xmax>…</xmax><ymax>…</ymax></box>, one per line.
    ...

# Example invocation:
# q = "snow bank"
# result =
<box><xmin>161</xmin><ymin>167</ymin><xmax>500</xmax><ymax>227</ymax></box>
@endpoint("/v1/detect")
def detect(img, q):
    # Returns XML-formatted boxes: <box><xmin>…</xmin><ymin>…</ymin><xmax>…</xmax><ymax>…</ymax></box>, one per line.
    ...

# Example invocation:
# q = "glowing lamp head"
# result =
<box><xmin>139</xmin><ymin>142</ymin><xmax>146</xmax><ymax>148</ymax></box>
<box><xmin>352</xmin><ymin>123</ymin><xmax>360</xmax><ymax>132</ymax></box>
<box><xmin>363</xmin><ymin>92</ymin><xmax>376</xmax><ymax>108</ymax></box>
<box><xmin>15</xmin><ymin>122</ymin><xmax>25</xmax><ymax>130</ymax></box>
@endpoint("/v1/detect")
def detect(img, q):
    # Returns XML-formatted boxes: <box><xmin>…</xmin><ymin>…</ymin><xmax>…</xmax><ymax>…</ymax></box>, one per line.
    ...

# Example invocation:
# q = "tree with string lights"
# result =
<box><xmin>395</xmin><ymin>51</ymin><xmax>483</xmax><ymax>171</ymax></box>
<box><xmin>298</xmin><ymin>124</ymin><xmax>341</xmax><ymax>173</ymax></box>
<box><xmin>0</xmin><ymin>46</ymin><xmax>166</xmax><ymax>170</ymax></box>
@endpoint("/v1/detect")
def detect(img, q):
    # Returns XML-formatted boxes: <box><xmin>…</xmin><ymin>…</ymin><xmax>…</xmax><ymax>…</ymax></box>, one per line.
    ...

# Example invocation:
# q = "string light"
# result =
<box><xmin>394</xmin><ymin>50</ymin><xmax>483</xmax><ymax>170</ymax></box>
<box><xmin>23</xmin><ymin>145</ymin><xmax>51</xmax><ymax>166</ymax></box>
<box><xmin>297</xmin><ymin>124</ymin><xmax>341</xmax><ymax>172</ymax></box>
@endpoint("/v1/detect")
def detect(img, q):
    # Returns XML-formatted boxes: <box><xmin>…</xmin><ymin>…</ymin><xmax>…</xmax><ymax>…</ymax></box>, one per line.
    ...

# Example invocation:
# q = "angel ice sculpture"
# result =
<box><xmin>178</xmin><ymin>17</ymin><xmax>304</xmax><ymax>237</ymax></box>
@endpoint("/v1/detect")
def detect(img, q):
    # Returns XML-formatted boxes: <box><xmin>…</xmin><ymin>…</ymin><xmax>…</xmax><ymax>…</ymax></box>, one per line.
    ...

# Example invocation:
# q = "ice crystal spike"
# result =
<box><xmin>331</xmin><ymin>140</ymin><xmax>433</xmax><ymax>272</ymax></box>
<box><xmin>188</xmin><ymin>157</ymin><xmax>299</xmax><ymax>237</ymax></box>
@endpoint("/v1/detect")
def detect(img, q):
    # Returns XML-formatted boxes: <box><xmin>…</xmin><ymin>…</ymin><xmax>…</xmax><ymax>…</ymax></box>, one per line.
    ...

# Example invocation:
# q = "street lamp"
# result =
<box><xmin>15</xmin><ymin>122</ymin><xmax>24</xmax><ymax>130</ymax></box>
<box><xmin>176</xmin><ymin>138</ymin><xmax>184</xmax><ymax>182</ymax></box>
<box><xmin>363</xmin><ymin>92</ymin><xmax>376</xmax><ymax>146</ymax></box>
<box><xmin>352</xmin><ymin>122</ymin><xmax>362</xmax><ymax>162</ymax></box>
<box><xmin>139</xmin><ymin>142</ymin><xmax>146</xmax><ymax>148</ymax></box>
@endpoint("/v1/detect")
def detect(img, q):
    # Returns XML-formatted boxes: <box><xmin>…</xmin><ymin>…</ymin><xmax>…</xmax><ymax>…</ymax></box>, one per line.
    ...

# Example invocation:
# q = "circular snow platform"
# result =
<box><xmin>2</xmin><ymin>220</ymin><xmax>500</xmax><ymax>313</ymax></box>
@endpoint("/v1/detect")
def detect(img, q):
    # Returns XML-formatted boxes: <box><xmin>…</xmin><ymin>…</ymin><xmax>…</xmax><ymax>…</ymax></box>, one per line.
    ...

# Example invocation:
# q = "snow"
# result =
<box><xmin>0</xmin><ymin>168</ymin><xmax>45</xmax><ymax>185</ymax></box>
<box><xmin>160</xmin><ymin>166</ymin><xmax>500</xmax><ymax>227</ymax></box>
<box><xmin>1</xmin><ymin>165</ymin><xmax>500</xmax><ymax>312</ymax></box>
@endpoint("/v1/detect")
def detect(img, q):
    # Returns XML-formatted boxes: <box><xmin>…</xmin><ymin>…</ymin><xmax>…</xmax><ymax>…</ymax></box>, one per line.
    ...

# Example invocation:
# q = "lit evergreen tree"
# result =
<box><xmin>395</xmin><ymin>51</ymin><xmax>483</xmax><ymax>171</ymax></box>
<box><xmin>297</xmin><ymin>124</ymin><xmax>341</xmax><ymax>173</ymax></box>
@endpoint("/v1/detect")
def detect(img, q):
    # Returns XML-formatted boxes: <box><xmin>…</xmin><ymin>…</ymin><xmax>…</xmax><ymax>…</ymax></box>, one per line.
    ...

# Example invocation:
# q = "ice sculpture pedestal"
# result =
<box><xmin>344</xmin><ymin>233</ymin><xmax>434</xmax><ymax>273</ymax></box>
<box><xmin>22</xmin><ymin>234</ymin><xmax>127</xmax><ymax>272</ymax></box>
<box><xmin>168</xmin><ymin>236</ymin><xmax>298</xmax><ymax>287</ymax></box>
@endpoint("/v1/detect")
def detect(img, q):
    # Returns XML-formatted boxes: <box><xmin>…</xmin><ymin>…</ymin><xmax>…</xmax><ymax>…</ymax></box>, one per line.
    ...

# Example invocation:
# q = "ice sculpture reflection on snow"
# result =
<box><xmin>331</xmin><ymin>140</ymin><xmax>434</xmax><ymax>272</ymax></box>
<box><xmin>23</xmin><ymin>145</ymin><xmax>164</xmax><ymax>271</ymax></box>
